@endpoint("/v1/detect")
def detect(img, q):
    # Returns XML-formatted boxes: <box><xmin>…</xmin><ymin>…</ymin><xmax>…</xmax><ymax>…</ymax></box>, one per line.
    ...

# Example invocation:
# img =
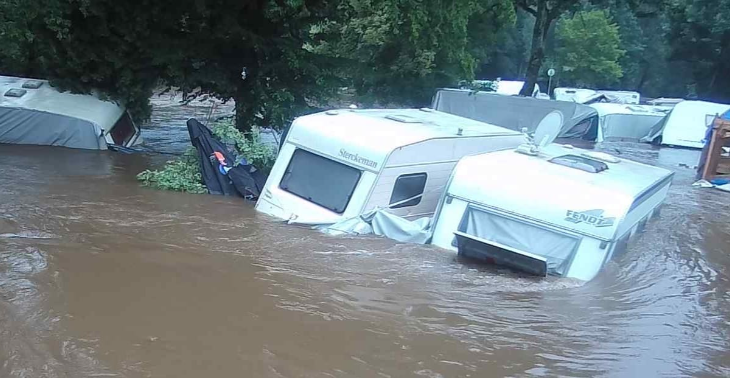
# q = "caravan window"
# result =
<box><xmin>280</xmin><ymin>149</ymin><xmax>361</xmax><ymax>214</ymax></box>
<box><xmin>389</xmin><ymin>173</ymin><xmax>427</xmax><ymax>208</ymax></box>
<box><xmin>458</xmin><ymin>207</ymin><xmax>579</xmax><ymax>276</ymax></box>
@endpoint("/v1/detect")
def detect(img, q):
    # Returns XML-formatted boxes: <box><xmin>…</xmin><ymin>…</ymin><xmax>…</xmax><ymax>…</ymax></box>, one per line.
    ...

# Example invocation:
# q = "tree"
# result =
<box><xmin>555</xmin><ymin>10</ymin><xmax>625</xmax><ymax>87</ymax></box>
<box><xmin>667</xmin><ymin>0</ymin><xmax>730</xmax><ymax>101</ymax></box>
<box><xmin>315</xmin><ymin>0</ymin><xmax>515</xmax><ymax>106</ymax></box>
<box><xmin>514</xmin><ymin>0</ymin><xmax>581</xmax><ymax>96</ymax></box>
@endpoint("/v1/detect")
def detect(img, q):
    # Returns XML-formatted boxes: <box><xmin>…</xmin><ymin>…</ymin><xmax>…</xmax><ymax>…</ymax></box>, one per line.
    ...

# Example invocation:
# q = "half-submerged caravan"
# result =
<box><xmin>0</xmin><ymin>75</ymin><xmax>140</xmax><ymax>150</ymax></box>
<box><xmin>430</xmin><ymin>120</ymin><xmax>673</xmax><ymax>281</ymax></box>
<box><xmin>255</xmin><ymin>109</ymin><xmax>525</xmax><ymax>224</ymax></box>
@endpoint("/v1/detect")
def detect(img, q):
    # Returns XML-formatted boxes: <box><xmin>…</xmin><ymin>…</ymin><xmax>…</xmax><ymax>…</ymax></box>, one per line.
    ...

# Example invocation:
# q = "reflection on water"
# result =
<box><xmin>1</xmin><ymin>106</ymin><xmax>729</xmax><ymax>377</ymax></box>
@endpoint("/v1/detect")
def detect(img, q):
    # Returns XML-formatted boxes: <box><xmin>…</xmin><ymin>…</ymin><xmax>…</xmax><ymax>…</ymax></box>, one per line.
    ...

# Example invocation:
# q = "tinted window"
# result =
<box><xmin>110</xmin><ymin>113</ymin><xmax>137</xmax><ymax>145</ymax></box>
<box><xmin>280</xmin><ymin>149</ymin><xmax>361</xmax><ymax>214</ymax></box>
<box><xmin>389</xmin><ymin>173</ymin><xmax>427</xmax><ymax>208</ymax></box>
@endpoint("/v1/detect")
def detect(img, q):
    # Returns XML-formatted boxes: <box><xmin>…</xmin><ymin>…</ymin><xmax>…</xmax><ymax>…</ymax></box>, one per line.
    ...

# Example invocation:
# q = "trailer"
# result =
<box><xmin>430</xmin><ymin>144</ymin><xmax>673</xmax><ymax>281</ymax></box>
<box><xmin>590</xmin><ymin>103</ymin><xmax>668</xmax><ymax>142</ymax></box>
<box><xmin>255</xmin><ymin>109</ymin><xmax>525</xmax><ymax>225</ymax></box>
<box><xmin>0</xmin><ymin>75</ymin><xmax>140</xmax><ymax>150</ymax></box>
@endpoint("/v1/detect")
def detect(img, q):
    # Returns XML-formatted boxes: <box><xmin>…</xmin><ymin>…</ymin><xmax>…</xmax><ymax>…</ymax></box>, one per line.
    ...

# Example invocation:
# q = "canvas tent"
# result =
<box><xmin>641</xmin><ymin>100</ymin><xmax>730</xmax><ymax>148</ymax></box>
<box><xmin>432</xmin><ymin>89</ymin><xmax>599</xmax><ymax>140</ymax></box>
<box><xmin>0</xmin><ymin>75</ymin><xmax>140</xmax><ymax>150</ymax></box>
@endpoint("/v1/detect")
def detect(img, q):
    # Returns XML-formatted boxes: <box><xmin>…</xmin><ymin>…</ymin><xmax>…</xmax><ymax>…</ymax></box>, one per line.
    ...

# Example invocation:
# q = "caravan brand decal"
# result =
<box><xmin>565</xmin><ymin>209</ymin><xmax>616</xmax><ymax>227</ymax></box>
<box><xmin>339</xmin><ymin>149</ymin><xmax>378</xmax><ymax>169</ymax></box>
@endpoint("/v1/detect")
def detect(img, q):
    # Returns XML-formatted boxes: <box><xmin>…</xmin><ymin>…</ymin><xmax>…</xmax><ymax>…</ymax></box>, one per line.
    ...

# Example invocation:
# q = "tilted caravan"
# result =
<box><xmin>430</xmin><ymin>144</ymin><xmax>673</xmax><ymax>281</ymax></box>
<box><xmin>0</xmin><ymin>75</ymin><xmax>140</xmax><ymax>150</ymax></box>
<box><xmin>255</xmin><ymin>109</ymin><xmax>525</xmax><ymax>225</ymax></box>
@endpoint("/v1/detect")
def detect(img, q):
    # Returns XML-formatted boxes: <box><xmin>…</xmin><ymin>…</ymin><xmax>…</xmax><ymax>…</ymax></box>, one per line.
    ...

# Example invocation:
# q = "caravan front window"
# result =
<box><xmin>459</xmin><ymin>207</ymin><xmax>579</xmax><ymax>276</ymax></box>
<box><xmin>280</xmin><ymin>149</ymin><xmax>362</xmax><ymax>214</ymax></box>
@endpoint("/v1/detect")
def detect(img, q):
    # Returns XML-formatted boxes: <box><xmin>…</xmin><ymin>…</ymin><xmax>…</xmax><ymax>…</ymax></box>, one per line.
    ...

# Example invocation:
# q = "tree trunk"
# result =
<box><xmin>519</xmin><ymin>1</ymin><xmax>550</xmax><ymax>97</ymax></box>
<box><xmin>233</xmin><ymin>83</ymin><xmax>253</xmax><ymax>134</ymax></box>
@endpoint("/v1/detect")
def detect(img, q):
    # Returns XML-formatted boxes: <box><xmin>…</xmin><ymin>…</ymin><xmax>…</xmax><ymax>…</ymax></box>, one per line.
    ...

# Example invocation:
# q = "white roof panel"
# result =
<box><xmin>0</xmin><ymin>75</ymin><xmax>124</xmax><ymax>129</ymax></box>
<box><xmin>286</xmin><ymin>109</ymin><xmax>522</xmax><ymax>170</ymax></box>
<box><xmin>447</xmin><ymin>144</ymin><xmax>673</xmax><ymax>240</ymax></box>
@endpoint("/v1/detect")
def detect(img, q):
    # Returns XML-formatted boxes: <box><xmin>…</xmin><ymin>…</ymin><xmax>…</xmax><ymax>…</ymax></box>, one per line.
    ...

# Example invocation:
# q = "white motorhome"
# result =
<box><xmin>642</xmin><ymin>100</ymin><xmax>730</xmax><ymax>148</ymax></box>
<box><xmin>430</xmin><ymin>144</ymin><xmax>673</xmax><ymax>281</ymax></box>
<box><xmin>590</xmin><ymin>103</ymin><xmax>668</xmax><ymax>142</ymax></box>
<box><xmin>0</xmin><ymin>75</ymin><xmax>140</xmax><ymax>150</ymax></box>
<box><xmin>255</xmin><ymin>109</ymin><xmax>525</xmax><ymax>224</ymax></box>
<box><xmin>554</xmin><ymin>88</ymin><xmax>604</xmax><ymax>104</ymax></box>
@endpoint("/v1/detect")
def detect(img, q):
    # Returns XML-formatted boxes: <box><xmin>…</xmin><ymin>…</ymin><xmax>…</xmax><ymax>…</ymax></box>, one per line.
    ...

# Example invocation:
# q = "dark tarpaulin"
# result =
<box><xmin>186</xmin><ymin>118</ymin><xmax>266</xmax><ymax>198</ymax></box>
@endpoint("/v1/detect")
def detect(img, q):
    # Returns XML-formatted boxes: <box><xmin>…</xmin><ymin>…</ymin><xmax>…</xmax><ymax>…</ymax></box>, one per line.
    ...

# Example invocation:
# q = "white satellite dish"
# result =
<box><xmin>533</xmin><ymin>110</ymin><xmax>564</xmax><ymax>148</ymax></box>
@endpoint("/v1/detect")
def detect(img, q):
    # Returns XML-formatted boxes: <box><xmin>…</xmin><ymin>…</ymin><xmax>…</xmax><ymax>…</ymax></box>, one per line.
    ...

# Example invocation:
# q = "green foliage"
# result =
<box><xmin>136</xmin><ymin>119</ymin><xmax>276</xmax><ymax>193</ymax></box>
<box><xmin>667</xmin><ymin>0</ymin><xmax>730</xmax><ymax>101</ymax></box>
<box><xmin>210</xmin><ymin>119</ymin><xmax>277</xmax><ymax>175</ymax></box>
<box><xmin>555</xmin><ymin>10</ymin><xmax>625</xmax><ymax>87</ymax></box>
<box><xmin>313</xmin><ymin>0</ymin><xmax>515</xmax><ymax>106</ymax></box>
<box><xmin>137</xmin><ymin>148</ymin><xmax>208</xmax><ymax>194</ymax></box>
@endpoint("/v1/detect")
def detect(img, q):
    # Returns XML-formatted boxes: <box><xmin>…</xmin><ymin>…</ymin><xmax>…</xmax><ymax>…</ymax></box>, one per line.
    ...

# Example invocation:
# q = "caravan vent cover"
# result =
<box><xmin>385</xmin><ymin>114</ymin><xmax>422</xmax><ymax>123</ymax></box>
<box><xmin>549</xmin><ymin>154</ymin><xmax>608</xmax><ymax>173</ymax></box>
<box><xmin>4</xmin><ymin>88</ymin><xmax>27</xmax><ymax>98</ymax></box>
<box><xmin>22</xmin><ymin>80</ymin><xmax>43</xmax><ymax>89</ymax></box>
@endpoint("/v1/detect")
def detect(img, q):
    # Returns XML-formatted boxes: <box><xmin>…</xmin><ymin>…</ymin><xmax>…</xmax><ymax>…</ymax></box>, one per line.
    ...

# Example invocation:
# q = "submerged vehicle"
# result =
<box><xmin>431</xmin><ymin>89</ymin><xmax>599</xmax><ymax>140</ymax></box>
<box><xmin>430</xmin><ymin>141</ymin><xmax>673</xmax><ymax>281</ymax></box>
<box><xmin>0</xmin><ymin>75</ymin><xmax>140</xmax><ymax>150</ymax></box>
<box><xmin>642</xmin><ymin>100</ymin><xmax>730</xmax><ymax>149</ymax></box>
<box><xmin>590</xmin><ymin>103</ymin><xmax>669</xmax><ymax>142</ymax></box>
<box><xmin>255</xmin><ymin>109</ymin><xmax>525</xmax><ymax>224</ymax></box>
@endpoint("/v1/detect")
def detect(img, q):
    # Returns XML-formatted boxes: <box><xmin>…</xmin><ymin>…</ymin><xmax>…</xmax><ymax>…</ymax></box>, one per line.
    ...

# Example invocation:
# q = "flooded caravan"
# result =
<box><xmin>430</xmin><ymin>143</ymin><xmax>673</xmax><ymax>281</ymax></box>
<box><xmin>591</xmin><ymin>103</ymin><xmax>669</xmax><ymax>142</ymax></box>
<box><xmin>255</xmin><ymin>109</ymin><xmax>525</xmax><ymax>225</ymax></box>
<box><xmin>0</xmin><ymin>75</ymin><xmax>140</xmax><ymax>150</ymax></box>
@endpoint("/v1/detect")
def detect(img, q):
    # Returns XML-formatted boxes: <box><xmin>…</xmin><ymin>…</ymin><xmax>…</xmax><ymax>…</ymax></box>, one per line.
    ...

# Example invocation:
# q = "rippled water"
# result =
<box><xmin>1</xmin><ymin>103</ymin><xmax>729</xmax><ymax>377</ymax></box>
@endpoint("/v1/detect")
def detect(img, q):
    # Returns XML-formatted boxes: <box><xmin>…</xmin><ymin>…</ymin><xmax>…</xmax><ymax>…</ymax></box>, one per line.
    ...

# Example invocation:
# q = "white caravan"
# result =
<box><xmin>590</xmin><ymin>103</ymin><xmax>668</xmax><ymax>142</ymax></box>
<box><xmin>0</xmin><ymin>75</ymin><xmax>140</xmax><ymax>149</ymax></box>
<box><xmin>642</xmin><ymin>100</ymin><xmax>730</xmax><ymax>148</ymax></box>
<box><xmin>596</xmin><ymin>90</ymin><xmax>641</xmax><ymax>104</ymax></box>
<box><xmin>255</xmin><ymin>109</ymin><xmax>525</xmax><ymax>224</ymax></box>
<box><xmin>430</xmin><ymin>144</ymin><xmax>673</xmax><ymax>281</ymax></box>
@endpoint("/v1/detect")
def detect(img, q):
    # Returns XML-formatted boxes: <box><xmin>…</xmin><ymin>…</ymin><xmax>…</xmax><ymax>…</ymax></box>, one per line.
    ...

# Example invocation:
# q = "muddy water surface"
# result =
<box><xmin>1</xmin><ymin>104</ymin><xmax>729</xmax><ymax>377</ymax></box>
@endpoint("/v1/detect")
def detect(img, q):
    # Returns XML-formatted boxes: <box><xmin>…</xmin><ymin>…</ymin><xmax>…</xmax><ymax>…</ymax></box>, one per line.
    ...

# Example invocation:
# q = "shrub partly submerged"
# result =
<box><xmin>137</xmin><ymin>119</ymin><xmax>276</xmax><ymax>193</ymax></box>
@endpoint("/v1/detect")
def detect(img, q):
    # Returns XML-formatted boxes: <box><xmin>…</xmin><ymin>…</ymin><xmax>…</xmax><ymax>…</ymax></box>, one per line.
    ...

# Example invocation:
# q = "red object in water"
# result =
<box><xmin>213</xmin><ymin>151</ymin><xmax>227</xmax><ymax>166</ymax></box>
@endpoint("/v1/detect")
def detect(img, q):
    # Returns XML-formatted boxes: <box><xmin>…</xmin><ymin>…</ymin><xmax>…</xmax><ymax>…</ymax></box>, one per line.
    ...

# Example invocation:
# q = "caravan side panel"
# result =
<box><xmin>363</xmin><ymin>161</ymin><xmax>456</xmax><ymax>219</ymax></box>
<box><xmin>385</xmin><ymin>135</ymin><xmax>525</xmax><ymax>167</ymax></box>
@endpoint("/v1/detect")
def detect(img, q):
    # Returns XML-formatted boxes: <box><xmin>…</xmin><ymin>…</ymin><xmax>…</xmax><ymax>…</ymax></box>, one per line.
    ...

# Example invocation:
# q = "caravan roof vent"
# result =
<box><xmin>385</xmin><ymin>114</ymin><xmax>422</xmax><ymax>123</ymax></box>
<box><xmin>549</xmin><ymin>154</ymin><xmax>608</xmax><ymax>173</ymax></box>
<box><xmin>22</xmin><ymin>80</ymin><xmax>43</xmax><ymax>89</ymax></box>
<box><xmin>325</xmin><ymin>110</ymin><xmax>339</xmax><ymax>115</ymax></box>
<box><xmin>4</xmin><ymin>88</ymin><xmax>27</xmax><ymax>98</ymax></box>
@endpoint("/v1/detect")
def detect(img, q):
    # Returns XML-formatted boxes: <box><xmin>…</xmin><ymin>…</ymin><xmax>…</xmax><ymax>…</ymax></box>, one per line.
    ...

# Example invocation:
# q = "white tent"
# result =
<box><xmin>641</xmin><ymin>100</ymin><xmax>730</xmax><ymax>148</ymax></box>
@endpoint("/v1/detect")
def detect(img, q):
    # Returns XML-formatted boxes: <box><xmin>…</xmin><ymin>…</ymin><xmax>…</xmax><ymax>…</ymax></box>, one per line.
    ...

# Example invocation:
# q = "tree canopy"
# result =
<box><xmin>2</xmin><ymin>0</ymin><xmax>730</xmax><ymax>131</ymax></box>
<box><xmin>555</xmin><ymin>10</ymin><xmax>625</xmax><ymax>87</ymax></box>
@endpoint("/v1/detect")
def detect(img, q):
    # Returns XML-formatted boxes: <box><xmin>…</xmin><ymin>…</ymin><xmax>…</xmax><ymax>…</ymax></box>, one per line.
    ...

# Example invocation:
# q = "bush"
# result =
<box><xmin>137</xmin><ymin>119</ymin><xmax>276</xmax><ymax>193</ymax></box>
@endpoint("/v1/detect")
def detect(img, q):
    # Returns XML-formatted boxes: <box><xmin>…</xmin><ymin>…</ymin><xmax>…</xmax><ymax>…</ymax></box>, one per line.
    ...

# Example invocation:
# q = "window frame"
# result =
<box><xmin>389</xmin><ymin>172</ymin><xmax>428</xmax><ymax>209</ymax></box>
<box><xmin>279</xmin><ymin>148</ymin><xmax>362</xmax><ymax>214</ymax></box>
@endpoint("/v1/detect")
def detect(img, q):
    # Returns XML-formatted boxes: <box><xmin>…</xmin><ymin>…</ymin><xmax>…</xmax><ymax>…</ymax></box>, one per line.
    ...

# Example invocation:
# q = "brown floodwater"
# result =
<box><xmin>1</xmin><ymin>104</ymin><xmax>730</xmax><ymax>377</ymax></box>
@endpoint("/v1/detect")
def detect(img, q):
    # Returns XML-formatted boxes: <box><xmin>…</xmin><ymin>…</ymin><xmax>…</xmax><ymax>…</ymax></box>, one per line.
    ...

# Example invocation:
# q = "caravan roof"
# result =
<box><xmin>287</xmin><ymin>109</ymin><xmax>522</xmax><ymax>170</ymax></box>
<box><xmin>444</xmin><ymin>144</ymin><xmax>673</xmax><ymax>240</ymax></box>
<box><xmin>0</xmin><ymin>75</ymin><xmax>138</xmax><ymax>149</ymax></box>
<box><xmin>432</xmin><ymin>89</ymin><xmax>598</xmax><ymax>139</ymax></box>
<box><xmin>0</xmin><ymin>76</ymin><xmax>125</xmax><ymax>128</ymax></box>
